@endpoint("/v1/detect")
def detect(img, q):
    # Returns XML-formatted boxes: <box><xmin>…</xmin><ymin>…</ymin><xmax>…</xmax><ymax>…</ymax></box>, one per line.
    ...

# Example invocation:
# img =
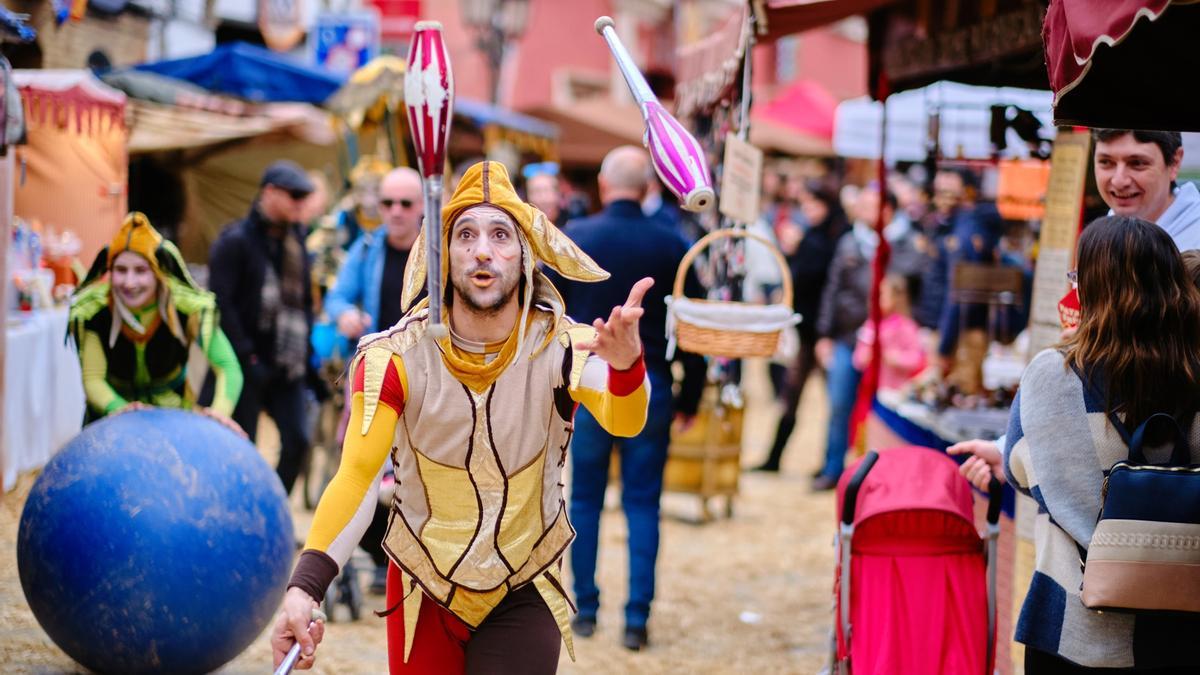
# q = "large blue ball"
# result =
<box><xmin>17</xmin><ymin>409</ymin><xmax>294</xmax><ymax>675</ymax></box>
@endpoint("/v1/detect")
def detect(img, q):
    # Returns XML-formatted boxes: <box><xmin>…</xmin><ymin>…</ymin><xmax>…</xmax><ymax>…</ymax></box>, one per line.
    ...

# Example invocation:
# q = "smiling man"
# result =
<box><xmin>272</xmin><ymin>161</ymin><xmax>653</xmax><ymax>674</ymax></box>
<box><xmin>1093</xmin><ymin>129</ymin><xmax>1200</xmax><ymax>249</ymax></box>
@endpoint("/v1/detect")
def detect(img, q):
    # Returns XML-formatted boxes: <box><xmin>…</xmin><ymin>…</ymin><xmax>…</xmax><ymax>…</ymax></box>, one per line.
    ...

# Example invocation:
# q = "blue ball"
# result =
<box><xmin>17</xmin><ymin>409</ymin><xmax>294</xmax><ymax>675</ymax></box>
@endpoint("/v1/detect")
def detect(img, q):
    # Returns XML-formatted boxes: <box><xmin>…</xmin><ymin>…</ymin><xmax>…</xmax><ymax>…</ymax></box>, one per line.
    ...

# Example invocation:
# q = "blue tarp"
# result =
<box><xmin>455</xmin><ymin>97</ymin><xmax>558</xmax><ymax>140</ymax></box>
<box><xmin>135</xmin><ymin>42</ymin><xmax>346</xmax><ymax>105</ymax></box>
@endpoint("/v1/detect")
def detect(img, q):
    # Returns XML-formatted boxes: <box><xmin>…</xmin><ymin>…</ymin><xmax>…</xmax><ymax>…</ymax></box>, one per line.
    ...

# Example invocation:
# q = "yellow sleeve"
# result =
<box><xmin>304</xmin><ymin>359</ymin><xmax>400</xmax><ymax>566</ymax></box>
<box><xmin>203</xmin><ymin>327</ymin><xmax>243</xmax><ymax>416</ymax></box>
<box><xmin>564</xmin><ymin>328</ymin><xmax>649</xmax><ymax>438</ymax></box>
<box><xmin>79</xmin><ymin>329</ymin><xmax>127</xmax><ymax>415</ymax></box>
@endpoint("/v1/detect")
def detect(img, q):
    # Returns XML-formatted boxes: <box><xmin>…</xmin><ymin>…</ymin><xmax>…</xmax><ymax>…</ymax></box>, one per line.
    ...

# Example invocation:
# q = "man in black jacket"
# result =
<box><xmin>549</xmin><ymin>146</ymin><xmax>705</xmax><ymax>652</ymax></box>
<box><xmin>209</xmin><ymin>160</ymin><xmax>316</xmax><ymax>495</ymax></box>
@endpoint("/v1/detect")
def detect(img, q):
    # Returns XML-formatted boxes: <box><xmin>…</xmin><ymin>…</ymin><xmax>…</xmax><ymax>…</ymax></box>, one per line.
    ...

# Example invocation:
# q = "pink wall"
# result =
<box><xmin>424</xmin><ymin>0</ymin><xmax>615</xmax><ymax>110</ymax></box>
<box><xmin>752</xmin><ymin>27</ymin><xmax>868</xmax><ymax>103</ymax></box>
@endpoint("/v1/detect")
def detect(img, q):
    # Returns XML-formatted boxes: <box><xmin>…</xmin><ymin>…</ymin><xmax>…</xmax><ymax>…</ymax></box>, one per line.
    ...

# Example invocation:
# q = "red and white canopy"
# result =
<box><xmin>1045</xmin><ymin>0</ymin><xmax>1200</xmax><ymax>130</ymax></box>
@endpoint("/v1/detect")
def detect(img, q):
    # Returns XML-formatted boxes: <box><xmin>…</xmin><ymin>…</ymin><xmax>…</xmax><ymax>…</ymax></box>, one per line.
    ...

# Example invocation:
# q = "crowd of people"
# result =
<box><xmin>747</xmin><ymin>159</ymin><xmax>1034</xmax><ymax>488</ymax></box>
<box><xmin>61</xmin><ymin>127</ymin><xmax>1200</xmax><ymax>674</ymax></box>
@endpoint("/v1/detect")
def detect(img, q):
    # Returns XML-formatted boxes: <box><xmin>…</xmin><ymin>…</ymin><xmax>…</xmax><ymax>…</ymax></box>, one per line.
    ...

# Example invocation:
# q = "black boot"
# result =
<box><xmin>752</xmin><ymin>414</ymin><xmax>795</xmax><ymax>472</ymax></box>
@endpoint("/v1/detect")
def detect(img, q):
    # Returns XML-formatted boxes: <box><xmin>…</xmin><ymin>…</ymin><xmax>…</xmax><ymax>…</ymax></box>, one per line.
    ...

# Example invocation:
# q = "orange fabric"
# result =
<box><xmin>997</xmin><ymin>160</ymin><xmax>1051</xmax><ymax>221</ymax></box>
<box><xmin>14</xmin><ymin>107</ymin><xmax>127</xmax><ymax>267</ymax></box>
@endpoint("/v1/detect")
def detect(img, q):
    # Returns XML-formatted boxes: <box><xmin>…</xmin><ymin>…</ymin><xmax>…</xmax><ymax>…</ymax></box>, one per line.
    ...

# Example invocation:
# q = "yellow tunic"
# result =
<box><xmin>303</xmin><ymin>305</ymin><xmax>648</xmax><ymax>661</ymax></box>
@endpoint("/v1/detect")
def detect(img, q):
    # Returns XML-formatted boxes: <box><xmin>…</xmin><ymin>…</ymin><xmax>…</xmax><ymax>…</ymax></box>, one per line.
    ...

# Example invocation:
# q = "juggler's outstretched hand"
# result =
<box><xmin>574</xmin><ymin>277</ymin><xmax>652</xmax><ymax>371</ymax></box>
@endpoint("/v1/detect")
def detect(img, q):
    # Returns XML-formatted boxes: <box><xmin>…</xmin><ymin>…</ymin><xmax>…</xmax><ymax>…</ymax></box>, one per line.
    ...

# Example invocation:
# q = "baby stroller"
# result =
<box><xmin>831</xmin><ymin>446</ymin><xmax>1002</xmax><ymax>675</ymax></box>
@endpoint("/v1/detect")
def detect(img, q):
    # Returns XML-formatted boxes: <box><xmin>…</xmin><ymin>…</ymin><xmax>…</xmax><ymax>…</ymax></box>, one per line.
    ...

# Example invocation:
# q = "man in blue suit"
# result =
<box><xmin>550</xmin><ymin>146</ymin><xmax>705</xmax><ymax>652</ymax></box>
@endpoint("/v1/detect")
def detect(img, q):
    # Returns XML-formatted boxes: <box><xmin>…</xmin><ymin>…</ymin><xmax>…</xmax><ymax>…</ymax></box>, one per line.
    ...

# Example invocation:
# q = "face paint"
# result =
<box><xmin>448</xmin><ymin>205</ymin><xmax>523</xmax><ymax>315</ymax></box>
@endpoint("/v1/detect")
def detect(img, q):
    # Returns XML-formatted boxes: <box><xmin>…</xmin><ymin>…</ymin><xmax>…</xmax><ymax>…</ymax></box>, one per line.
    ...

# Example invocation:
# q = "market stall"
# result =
<box><xmin>326</xmin><ymin>55</ymin><xmax>559</xmax><ymax>175</ymax></box>
<box><xmin>3</xmin><ymin>69</ymin><xmax>93</xmax><ymax>493</ymax></box>
<box><xmin>13</xmin><ymin>69</ymin><xmax>128</xmax><ymax>266</ymax></box>
<box><xmin>104</xmin><ymin>53</ymin><xmax>346</xmax><ymax>263</ymax></box>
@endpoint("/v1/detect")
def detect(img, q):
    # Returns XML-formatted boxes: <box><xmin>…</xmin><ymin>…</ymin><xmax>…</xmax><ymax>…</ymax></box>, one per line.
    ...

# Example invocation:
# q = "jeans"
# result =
<box><xmin>233</xmin><ymin>364</ymin><xmax>310</xmax><ymax>496</ymax></box>
<box><xmin>569</xmin><ymin>369</ymin><xmax>672</xmax><ymax>629</ymax></box>
<box><xmin>822</xmin><ymin>341</ymin><xmax>861</xmax><ymax>481</ymax></box>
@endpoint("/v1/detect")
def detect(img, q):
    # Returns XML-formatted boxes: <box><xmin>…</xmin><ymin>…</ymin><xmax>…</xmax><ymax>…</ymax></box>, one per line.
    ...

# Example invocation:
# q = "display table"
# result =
<box><xmin>3</xmin><ymin>308</ymin><xmax>85</xmax><ymax>492</ymax></box>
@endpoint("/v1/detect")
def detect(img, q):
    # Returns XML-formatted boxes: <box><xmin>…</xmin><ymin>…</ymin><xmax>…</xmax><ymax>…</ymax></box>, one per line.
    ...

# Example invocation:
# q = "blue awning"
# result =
<box><xmin>455</xmin><ymin>97</ymin><xmax>557</xmax><ymax>140</ymax></box>
<box><xmin>135</xmin><ymin>42</ymin><xmax>346</xmax><ymax>104</ymax></box>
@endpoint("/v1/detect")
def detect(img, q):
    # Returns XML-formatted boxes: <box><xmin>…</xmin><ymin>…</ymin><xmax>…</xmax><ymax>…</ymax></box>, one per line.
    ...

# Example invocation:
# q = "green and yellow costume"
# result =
<box><xmin>68</xmin><ymin>213</ymin><xmax>243</xmax><ymax>419</ymax></box>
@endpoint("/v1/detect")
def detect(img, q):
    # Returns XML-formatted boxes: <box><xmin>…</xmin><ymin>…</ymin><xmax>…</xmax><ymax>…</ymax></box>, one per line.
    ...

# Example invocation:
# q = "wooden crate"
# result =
<box><xmin>609</xmin><ymin>387</ymin><xmax>744</xmax><ymax>522</ymax></box>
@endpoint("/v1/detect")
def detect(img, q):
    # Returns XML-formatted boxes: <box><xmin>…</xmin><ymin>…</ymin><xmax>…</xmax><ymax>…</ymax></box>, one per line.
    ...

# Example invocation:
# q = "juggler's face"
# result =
<box><xmin>448</xmin><ymin>205</ymin><xmax>523</xmax><ymax>316</ymax></box>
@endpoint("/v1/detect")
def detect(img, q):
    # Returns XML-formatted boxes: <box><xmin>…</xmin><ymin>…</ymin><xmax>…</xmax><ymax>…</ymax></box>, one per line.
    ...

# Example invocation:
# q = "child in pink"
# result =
<box><xmin>853</xmin><ymin>274</ymin><xmax>927</xmax><ymax>391</ymax></box>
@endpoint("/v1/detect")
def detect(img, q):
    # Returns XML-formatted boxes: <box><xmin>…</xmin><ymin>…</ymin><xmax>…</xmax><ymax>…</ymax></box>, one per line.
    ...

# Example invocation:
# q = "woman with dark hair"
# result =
<box><xmin>1001</xmin><ymin>216</ymin><xmax>1200</xmax><ymax>673</ymax></box>
<box><xmin>754</xmin><ymin>180</ymin><xmax>848</xmax><ymax>472</ymax></box>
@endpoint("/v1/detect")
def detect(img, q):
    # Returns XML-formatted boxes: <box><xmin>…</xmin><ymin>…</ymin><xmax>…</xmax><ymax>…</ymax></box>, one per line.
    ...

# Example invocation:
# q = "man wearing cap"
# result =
<box><xmin>209</xmin><ymin>160</ymin><xmax>318</xmax><ymax>496</ymax></box>
<box><xmin>271</xmin><ymin>161</ymin><xmax>652</xmax><ymax>674</ymax></box>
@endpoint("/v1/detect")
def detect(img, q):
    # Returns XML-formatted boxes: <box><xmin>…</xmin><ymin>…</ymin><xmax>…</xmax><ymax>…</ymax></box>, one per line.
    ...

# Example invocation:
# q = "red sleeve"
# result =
<box><xmin>607</xmin><ymin>352</ymin><xmax>646</xmax><ymax>397</ymax></box>
<box><xmin>352</xmin><ymin>357</ymin><xmax>406</xmax><ymax>415</ymax></box>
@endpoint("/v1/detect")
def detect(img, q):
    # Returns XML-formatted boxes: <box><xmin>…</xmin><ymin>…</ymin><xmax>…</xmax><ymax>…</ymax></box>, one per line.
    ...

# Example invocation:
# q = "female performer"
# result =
<box><xmin>68</xmin><ymin>212</ymin><xmax>243</xmax><ymax>426</ymax></box>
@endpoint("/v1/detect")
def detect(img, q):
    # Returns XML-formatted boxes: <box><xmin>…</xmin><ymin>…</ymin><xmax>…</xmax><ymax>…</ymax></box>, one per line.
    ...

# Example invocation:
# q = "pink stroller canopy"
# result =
<box><xmin>834</xmin><ymin>446</ymin><xmax>993</xmax><ymax>675</ymax></box>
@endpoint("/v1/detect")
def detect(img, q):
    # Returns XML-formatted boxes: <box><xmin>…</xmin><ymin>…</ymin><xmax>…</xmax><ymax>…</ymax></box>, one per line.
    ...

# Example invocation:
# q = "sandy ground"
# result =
<box><xmin>0</xmin><ymin>359</ymin><xmax>838</xmax><ymax>674</ymax></box>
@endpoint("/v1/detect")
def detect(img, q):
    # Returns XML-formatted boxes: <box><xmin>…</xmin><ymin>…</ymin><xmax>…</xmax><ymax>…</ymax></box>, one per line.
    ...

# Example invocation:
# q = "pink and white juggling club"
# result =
<box><xmin>405</xmin><ymin>20</ymin><xmax>454</xmax><ymax>338</ymax></box>
<box><xmin>595</xmin><ymin>16</ymin><xmax>715</xmax><ymax>213</ymax></box>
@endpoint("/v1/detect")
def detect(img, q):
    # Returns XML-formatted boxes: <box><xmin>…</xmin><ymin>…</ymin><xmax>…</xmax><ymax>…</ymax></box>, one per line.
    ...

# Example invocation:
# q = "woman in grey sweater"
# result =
<box><xmin>1001</xmin><ymin>216</ymin><xmax>1200</xmax><ymax>673</ymax></box>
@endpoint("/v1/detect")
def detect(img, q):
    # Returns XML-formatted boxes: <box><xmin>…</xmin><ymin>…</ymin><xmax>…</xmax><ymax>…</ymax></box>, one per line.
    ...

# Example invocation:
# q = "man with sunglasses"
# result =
<box><xmin>326</xmin><ymin>167</ymin><xmax>426</xmax><ymax>344</ymax></box>
<box><xmin>209</xmin><ymin>160</ymin><xmax>318</xmax><ymax>496</ymax></box>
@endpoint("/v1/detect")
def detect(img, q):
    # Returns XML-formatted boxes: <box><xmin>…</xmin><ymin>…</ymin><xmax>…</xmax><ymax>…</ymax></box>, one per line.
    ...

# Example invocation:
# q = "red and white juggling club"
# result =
<box><xmin>595</xmin><ymin>16</ymin><xmax>715</xmax><ymax>212</ymax></box>
<box><xmin>405</xmin><ymin>20</ymin><xmax>454</xmax><ymax>338</ymax></box>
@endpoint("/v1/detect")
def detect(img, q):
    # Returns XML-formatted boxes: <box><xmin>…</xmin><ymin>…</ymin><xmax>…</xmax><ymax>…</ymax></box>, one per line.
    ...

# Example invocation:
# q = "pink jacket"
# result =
<box><xmin>853</xmin><ymin>314</ymin><xmax>927</xmax><ymax>390</ymax></box>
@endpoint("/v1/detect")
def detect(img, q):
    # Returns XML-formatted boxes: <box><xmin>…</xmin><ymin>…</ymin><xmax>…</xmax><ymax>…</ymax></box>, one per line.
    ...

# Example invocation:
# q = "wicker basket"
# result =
<box><xmin>670</xmin><ymin>228</ymin><xmax>794</xmax><ymax>359</ymax></box>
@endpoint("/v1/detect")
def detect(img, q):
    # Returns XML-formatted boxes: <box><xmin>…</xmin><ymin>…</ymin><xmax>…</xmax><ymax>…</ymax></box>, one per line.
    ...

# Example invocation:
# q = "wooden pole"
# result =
<box><xmin>0</xmin><ymin>149</ymin><xmax>13</xmax><ymax>492</ymax></box>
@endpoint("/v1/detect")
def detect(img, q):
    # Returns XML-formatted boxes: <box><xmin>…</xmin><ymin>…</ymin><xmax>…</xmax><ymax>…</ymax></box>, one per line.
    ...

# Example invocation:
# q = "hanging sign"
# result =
<box><xmin>1026</xmin><ymin>129</ymin><xmax>1091</xmax><ymax>359</ymax></box>
<box><xmin>310</xmin><ymin>11</ymin><xmax>382</xmax><ymax>74</ymax></box>
<box><xmin>718</xmin><ymin>133</ymin><xmax>763</xmax><ymax>225</ymax></box>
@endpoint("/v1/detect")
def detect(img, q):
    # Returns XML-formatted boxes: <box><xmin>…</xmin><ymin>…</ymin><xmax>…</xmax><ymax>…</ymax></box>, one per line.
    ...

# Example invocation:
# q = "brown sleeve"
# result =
<box><xmin>288</xmin><ymin>549</ymin><xmax>339</xmax><ymax>603</ymax></box>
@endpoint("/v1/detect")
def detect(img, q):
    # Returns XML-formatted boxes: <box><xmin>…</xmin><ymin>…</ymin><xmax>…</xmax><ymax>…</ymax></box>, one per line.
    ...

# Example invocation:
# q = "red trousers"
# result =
<box><xmin>384</xmin><ymin>564</ymin><xmax>561</xmax><ymax>675</ymax></box>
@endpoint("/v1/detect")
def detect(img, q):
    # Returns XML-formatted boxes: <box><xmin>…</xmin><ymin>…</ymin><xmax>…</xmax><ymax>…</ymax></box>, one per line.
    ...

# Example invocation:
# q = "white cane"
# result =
<box><xmin>274</xmin><ymin>607</ymin><xmax>327</xmax><ymax>675</ymax></box>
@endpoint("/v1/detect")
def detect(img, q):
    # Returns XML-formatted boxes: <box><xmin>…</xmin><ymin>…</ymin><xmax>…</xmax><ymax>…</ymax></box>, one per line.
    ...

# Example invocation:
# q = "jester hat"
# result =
<box><xmin>70</xmin><ymin>212</ymin><xmax>214</xmax><ymax>348</ymax></box>
<box><xmin>401</xmin><ymin>160</ymin><xmax>608</xmax><ymax>317</ymax></box>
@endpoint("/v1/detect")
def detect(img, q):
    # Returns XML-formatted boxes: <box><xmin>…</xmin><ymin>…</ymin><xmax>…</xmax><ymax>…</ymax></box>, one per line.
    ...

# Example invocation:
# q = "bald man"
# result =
<box><xmin>326</xmin><ymin>167</ymin><xmax>426</xmax><ymax>341</ymax></box>
<box><xmin>549</xmin><ymin>146</ymin><xmax>705</xmax><ymax>651</ymax></box>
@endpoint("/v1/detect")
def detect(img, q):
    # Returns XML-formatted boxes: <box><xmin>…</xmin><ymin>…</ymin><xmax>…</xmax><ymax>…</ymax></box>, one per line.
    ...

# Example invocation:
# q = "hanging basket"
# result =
<box><xmin>668</xmin><ymin>228</ymin><xmax>799</xmax><ymax>359</ymax></box>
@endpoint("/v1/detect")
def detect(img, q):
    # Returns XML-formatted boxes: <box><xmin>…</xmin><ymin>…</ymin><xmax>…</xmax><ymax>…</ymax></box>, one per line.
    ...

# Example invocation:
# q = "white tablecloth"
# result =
<box><xmin>3</xmin><ymin>308</ymin><xmax>85</xmax><ymax>491</ymax></box>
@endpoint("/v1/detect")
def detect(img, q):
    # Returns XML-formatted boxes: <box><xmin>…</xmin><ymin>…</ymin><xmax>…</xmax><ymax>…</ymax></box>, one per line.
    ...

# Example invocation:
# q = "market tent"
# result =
<box><xmin>750</xmin><ymin>79</ymin><xmax>837</xmax><ymax>156</ymax></box>
<box><xmin>1044</xmin><ymin>0</ymin><xmax>1200</xmax><ymax>131</ymax></box>
<box><xmin>326</xmin><ymin>56</ymin><xmax>559</xmax><ymax>167</ymax></box>
<box><xmin>755</xmin><ymin>0</ymin><xmax>896</xmax><ymax>43</ymax></box>
<box><xmin>750</xmin><ymin>0</ymin><xmax>1047</xmax><ymax>96</ymax></box>
<box><xmin>13</xmin><ymin>70</ymin><xmax>128</xmax><ymax>265</ymax></box>
<box><xmin>835</xmin><ymin>82</ymin><xmax>1053</xmax><ymax>162</ymax></box>
<box><xmin>524</xmin><ymin>98</ymin><xmax>642</xmax><ymax>167</ymax></box>
<box><xmin>134</xmin><ymin>42</ymin><xmax>346</xmax><ymax>104</ymax></box>
<box><xmin>173</xmin><ymin>138</ymin><xmax>340</xmax><ymax>264</ymax></box>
